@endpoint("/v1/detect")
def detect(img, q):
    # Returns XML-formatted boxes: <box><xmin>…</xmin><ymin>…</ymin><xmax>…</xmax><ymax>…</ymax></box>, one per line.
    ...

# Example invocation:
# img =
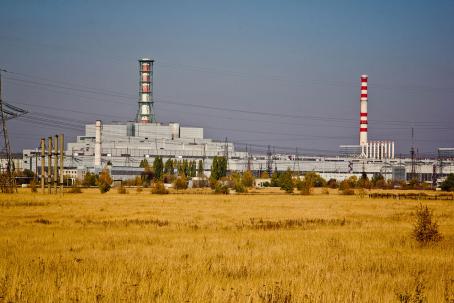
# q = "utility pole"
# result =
<box><xmin>410</xmin><ymin>128</ymin><xmax>416</xmax><ymax>181</ymax></box>
<box><xmin>40</xmin><ymin>138</ymin><xmax>45</xmax><ymax>193</ymax></box>
<box><xmin>224</xmin><ymin>137</ymin><xmax>229</xmax><ymax>172</ymax></box>
<box><xmin>48</xmin><ymin>136</ymin><xmax>52</xmax><ymax>194</ymax></box>
<box><xmin>0</xmin><ymin>68</ymin><xmax>16</xmax><ymax>193</ymax></box>
<box><xmin>60</xmin><ymin>134</ymin><xmax>64</xmax><ymax>194</ymax></box>
<box><xmin>54</xmin><ymin>135</ymin><xmax>58</xmax><ymax>192</ymax></box>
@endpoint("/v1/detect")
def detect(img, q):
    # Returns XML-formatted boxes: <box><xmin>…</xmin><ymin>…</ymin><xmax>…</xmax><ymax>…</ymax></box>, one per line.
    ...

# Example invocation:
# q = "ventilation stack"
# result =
<box><xmin>94</xmin><ymin>120</ymin><xmax>102</xmax><ymax>167</ymax></box>
<box><xmin>136</xmin><ymin>58</ymin><xmax>155</xmax><ymax>123</ymax></box>
<box><xmin>359</xmin><ymin>75</ymin><xmax>368</xmax><ymax>155</ymax></box>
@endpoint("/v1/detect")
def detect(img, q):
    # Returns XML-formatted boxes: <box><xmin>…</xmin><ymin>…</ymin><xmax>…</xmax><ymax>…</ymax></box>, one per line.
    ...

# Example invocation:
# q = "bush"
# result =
<box><xmin>97</xmin><ymin>169</ymin><xmax>113</xmax><ymax>194</ymax></box>
<box><xmin>412</xmin><ymin>204</ymin><xmax>442</xmax><ymax>245</ymax></box>
<box><xmin>174</xmin><ymin>176</ymin><xmax>188</xmax><ymax>190</ymax></box>
<box><xmin>242</xmin><ymin>170</ymin><xmax>255</xmax><ymax>188</ymax></box>
<box><xmin>136</xmin><ymin>186</ymin><xmax>143</xmax><ymax>193</ymax></box>
<box><xmin>357</xmin><ymin>188</ymin><xmax>366</xmax><ymax>198</ymax></box>
<box><xmin>117</xmin><ymin>186</ymin><xmax>127</xmax><ymax>194</ymax></box>
<box><xmin>234</xmin><ymin>180</ymin><xmax>248</xmax><ymax>193</ymax></box>
<box><xmin>321</xmin><ymin>188</ymin><xmax>329</xmax><ymax>195</ymax></box>
<box><xmin>213</xmin><ymin>181</ymin><xmax>229</xmax><ymax>194</ymax></box>
<box><xmin>327</xmin><ymin>178</ymin><xmax>338</xmax><ymax>189</ymax></box>
<box><xmin>67</xmin><ymin>186</ymin><xmax>82</xmax><ymax>194</ymax></box>
<box><xmin>441</xmin><ymin>173</ymin><xmax>454</xmax><ymax>191</ymax></box>
<box><xmin>341</xmin><ymin>188</ymin><xmax>355</xmax><ymax>195</ymax></box>
<box><xmin>151</xmin><ymin>181</ymin><xmax>168</xmax><ymax>194</ymax></box>
<box><xmin>29</xmin><ymin>179</ymin><xmax>37</xmax><ymax>193</ymax></box>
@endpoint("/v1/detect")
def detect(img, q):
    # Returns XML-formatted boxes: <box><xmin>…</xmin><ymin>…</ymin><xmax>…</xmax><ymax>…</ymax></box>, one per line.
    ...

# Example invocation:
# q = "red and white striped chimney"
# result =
<box><xmin>359</xmin><ymin>74</ymin><xmax>368</xmax><ymax>146</ymax></box>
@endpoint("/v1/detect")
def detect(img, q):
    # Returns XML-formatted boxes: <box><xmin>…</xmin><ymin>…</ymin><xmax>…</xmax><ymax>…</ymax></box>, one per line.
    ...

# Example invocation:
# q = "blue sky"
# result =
<box><xmin>1</xmin><ymin>0</ymin><xmax>453</xmax><ymax>155</ymax></box>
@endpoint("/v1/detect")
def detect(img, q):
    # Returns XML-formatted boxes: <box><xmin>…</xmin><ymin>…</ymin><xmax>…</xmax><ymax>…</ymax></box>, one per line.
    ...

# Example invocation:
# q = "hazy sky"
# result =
<box><xmin>1</xmin><ymin>0</ymin><xmax>453</xmax><ymax>155</ymax></box>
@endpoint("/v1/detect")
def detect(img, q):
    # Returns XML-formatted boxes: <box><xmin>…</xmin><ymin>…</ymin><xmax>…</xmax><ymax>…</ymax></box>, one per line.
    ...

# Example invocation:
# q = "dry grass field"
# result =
<box><xmin>0</xmin><ymin>189</ymin><xmax>453</xmax><ymax>302</ymax></box>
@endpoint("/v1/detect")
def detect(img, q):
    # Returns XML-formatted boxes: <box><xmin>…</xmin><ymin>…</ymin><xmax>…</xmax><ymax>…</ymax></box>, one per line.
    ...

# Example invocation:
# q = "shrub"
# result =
<box><xmin>174</xmin><ymin>175</ymin><xmax>188</xmax><ymax>190</ymax></box>
<box><xmin>97</xmin><ymin>169</ymin><xmax>113</xmax><ymax>194</ymax></box>
<box><xmin>357</xmin><ymin>188</ymin><xmax>366</xmax><ymax>199</ymax></box>
<box><xmin>441</xmin><ymin>173</ymin><xmax>454</xmax><ymax>191</ymax></box>
<box><xmin>412</xmin><ymin>204</ymin><xmax>442</xmax><ymax>245</ymax></box>
<box><xmin>117</xmin><ymin>186</ymin><xmax>127</xmax><ymax>194</ymax></box>
<box><xmin>242</xmin><ymin>170</ymin><xmax>255</xmax><ymax>188</ymax></box>
<box><xmin>327</xmin><ymin>178</ymin><xmax>338</xmax><ymax>189</ymax></box>
<box><xmin>214</xmin><ymin>182</ymin><xmax>229</xmax><ymax>194</ymax></box>
<box><xmin>234</xmin><ymin>180</ymin><xmax>247</xmax><ymax>193</ymax></box>
<box><xmin>29</xmin><ymin>179</ymin><xmax>37</xmax><ymax>193</ymax></box>
<box><xmin>151</xmin><ymin>181</ymin><xmax>168</xmax><ymax>194</ymax></box>
<box><xmin>67</xmin><ymin>186</ymin><xmax>82</xmax><ymax>194</ymax></box>
<box><xmin>341</xmin><ymin>188</ymin><xmax>355</xmax><ymax>195</ymax></box>
<box><xmin>321</xmin><ymin>188</ymin><xmax>329</xmax><ymax>195</ymax></box>
<box><xmin>136</xmin><ymin>186</ymin><xmax>143</xmax><ymax>193</ymax></box>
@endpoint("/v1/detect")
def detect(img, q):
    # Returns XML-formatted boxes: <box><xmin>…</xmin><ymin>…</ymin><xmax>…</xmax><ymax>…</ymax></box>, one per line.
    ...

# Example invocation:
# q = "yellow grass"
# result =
<box><xmin>0</xmin><ymin>189</ymin><xmax>453</xmax><ymax>302</ymax></box>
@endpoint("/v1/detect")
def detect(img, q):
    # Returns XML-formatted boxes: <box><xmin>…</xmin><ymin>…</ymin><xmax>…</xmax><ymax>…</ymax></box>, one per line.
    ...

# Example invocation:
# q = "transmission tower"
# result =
<box><xmin>266</xmin><ymin>145</ymin><xmax>272</xmax><ymax>176</ymax></box>
<box><xmin>0</xmin><ymin>69</ymin><xmax>16</xmax><ymax>192</ymax></box>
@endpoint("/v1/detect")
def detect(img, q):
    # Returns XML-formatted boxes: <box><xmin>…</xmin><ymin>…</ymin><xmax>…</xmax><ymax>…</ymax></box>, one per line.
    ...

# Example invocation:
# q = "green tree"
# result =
<box><xmin>139</xmin><ymin>159</ymin><xmax>149</xmax><ymax>168</ymax></box>
<box><xmin>97</xmin><ymin>169</ymin><xmax>113</xmax><ymax>193</ymax></box>
<box><xmin>82</xmin><ymin>172</ymin><xmax>98</xmax><ymax>187</ymax></box>
<box><xmin>441</xmin><ymin>174</ymin><xmax>454</xmax><ymax>191</ymax></box>
<box><xmin>190</xmin><ymin>161</ymin><xmax>197</xmax><ymax>177</ymax></box>
<box><xmin>164</xmin><ymin>158</ymin><xmax>174</xmax><ymax>175</ymax></box>
<box><xmin>153</xmin><ymin>157</ymin><xmax>163</xmax><ymax>180</ymax></box>
<box><xmin>270</xmin><ymin>171</ymin><xmax>280</xmax><ymax>187</ymax></box>
<box><xmin>210</xmin><ymin>156</ymin><xmax>227</xmax><ymax>180</ymax></box>
<box><xmin>197</xmin><ymin>160</ymin><xmax>204</xmax><ymax>177</ymax></box>
<box><xmin>279</xmin><ymin>169</ymin><xmax>294</xmax><ymax>193</ymax></box>
<box><xmin>371</xmin><ymin>174</ymin><xmax>385</xmax><ymax>188</ymax></box>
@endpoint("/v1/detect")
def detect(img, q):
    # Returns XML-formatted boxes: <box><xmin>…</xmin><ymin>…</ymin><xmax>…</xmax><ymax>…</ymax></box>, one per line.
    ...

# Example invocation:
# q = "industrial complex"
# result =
<box><xmin>20</xmin><ymin>58</ymin><xmax>454</xmax><ymax>185</ymax></box>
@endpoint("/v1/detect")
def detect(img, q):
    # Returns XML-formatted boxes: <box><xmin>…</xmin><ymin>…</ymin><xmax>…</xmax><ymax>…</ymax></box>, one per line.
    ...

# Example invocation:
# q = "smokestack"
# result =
<box><xmin>94</xmin><ymin>120</ymin><xmax>102</xmax><ymax>167</ymax></box>
<box><xmin>359</xmin><ymin>74</ymin><xmax>368</xmax><ymax>146</ymax></box>
<box><xmin>137</xmin><ymin>58</ymin><xmax>155</xmax><ymax>123</ymax></box>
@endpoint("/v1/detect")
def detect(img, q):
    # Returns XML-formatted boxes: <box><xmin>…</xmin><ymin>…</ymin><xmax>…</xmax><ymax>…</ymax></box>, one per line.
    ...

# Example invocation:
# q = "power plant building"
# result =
<box><xmin>20</xmin><ymin>60</ymin><xmax>454</xmax><ymax>183</ymax></box>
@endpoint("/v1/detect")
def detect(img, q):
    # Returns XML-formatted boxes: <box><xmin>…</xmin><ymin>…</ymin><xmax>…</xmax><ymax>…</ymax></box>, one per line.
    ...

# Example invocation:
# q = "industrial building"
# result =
<box><xmin>21</xmin><ymin>59</ymin><xmax>454</xmax><ymax>184</ymax></box>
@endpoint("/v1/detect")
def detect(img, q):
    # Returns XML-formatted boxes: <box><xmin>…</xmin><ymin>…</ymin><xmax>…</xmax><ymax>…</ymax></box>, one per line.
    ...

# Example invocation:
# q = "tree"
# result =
<box><xmin>82</xmin><ymin>172</ymin><xmax>98</xmax><ymax>187</ymax></box>
<box><xmin>164</xmin><ymin>158</ymin><xmax>174</xmax><ymax>175</ymax></box>
<box><xmin>259</xmin><ymin>171</ymin><xmax>269</xmax><ymax>179</ymax></box>
<box><xmin>279</xmin><ymin>169</ymin><xmax>294</xmax><ymax>193</ymax></box>
<box><xmin>190</xmin><ymin>160</ymin><xmax>197</xmax><ymax>177</ymax></box>
<box><xmin>97</xmin><ymin>169</ymin><xmax>113</xmax><ymax>193</ymax></box>
<box><xmin>210</xmin><ymin>156</ymin><xmax>227</xmax><ymax>180</ymax></box>
<box><xmin>371</xmin><ymin>174</ymin><xmax>385</xmax><ymax>188</ymax></box>
<box><xmin>139</xmin><ymin>159</ymin><xmax>149</xmax><ymax>168</ymax></box>
<box><xmin>270</xmin><ymin>171</ymin><xmax>280</xmax><ymax>187</ymax></box>
<box><xmin>441</xmin><ymin>174</ymin><xmax>454</xmax><ymax>191</ymax></box>
<box><xmin>357</xmin><ymin>173</ymin><xmax>371</xmax><ymax>189</ymax></box>
<box><xmin>242</xmin><ymin>170</ymin><xmax>255</xmax><ymax>188</ymax></box>
<box><xmin>303</xmin><ymin>172</ymin><xmax>326</xmax><ymax>188</ymax></box>
<box><xmin>197</xmin><ymin>160</ymin><xmax>204</xmax><ymax>177</ymax></box>
<box><xmin>153</xmin><ymin>157</ymin><xmax>163</xmax><ymax>180</ymax></box>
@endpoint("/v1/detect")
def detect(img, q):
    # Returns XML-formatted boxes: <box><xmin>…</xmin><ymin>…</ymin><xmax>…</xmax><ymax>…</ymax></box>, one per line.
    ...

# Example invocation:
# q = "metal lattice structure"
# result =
<box><xmin>0</xmin><ymin>69</ymin><xmax>28</xmax><ymax>193</ymax></box>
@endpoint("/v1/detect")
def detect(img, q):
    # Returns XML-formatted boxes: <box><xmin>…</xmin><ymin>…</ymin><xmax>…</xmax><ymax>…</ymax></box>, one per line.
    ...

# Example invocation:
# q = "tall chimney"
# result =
<box><xmin>94</xmin><ymin>120</ymin><xmax>102</xmax><ymax>167</ymax></box>
<box><xmin>137</xmin><ymin>58</ymin><xmax>155</xmax><ymax>123</ymax></box>
<box><xmin>359</xmin><ymin>75</ymin><xmax>368</xmax><ymax>146</ymax></box>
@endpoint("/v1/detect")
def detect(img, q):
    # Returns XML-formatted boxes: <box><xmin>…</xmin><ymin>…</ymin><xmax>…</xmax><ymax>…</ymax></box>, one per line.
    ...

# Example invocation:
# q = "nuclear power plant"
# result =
<box><xmin>21</xmin><ymin>58</ymin><xmax>454</xmax><ymax>184</ymax></box>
